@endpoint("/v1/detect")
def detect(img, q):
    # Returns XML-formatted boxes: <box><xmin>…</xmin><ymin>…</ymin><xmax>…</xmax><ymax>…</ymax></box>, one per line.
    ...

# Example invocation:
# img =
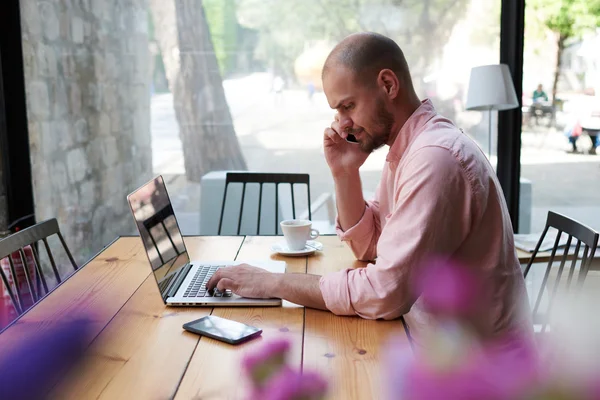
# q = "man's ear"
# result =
<box><xmin>378</xmin><ymin>69</ymin><xmax>400</xmax><ymax>100</ymax></box>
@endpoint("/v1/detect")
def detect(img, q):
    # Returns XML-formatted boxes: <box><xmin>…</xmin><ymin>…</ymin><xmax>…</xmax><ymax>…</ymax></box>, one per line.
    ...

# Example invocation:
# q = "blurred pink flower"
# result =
<box><xmin>243</xmin><ymin>339</ymin><xmax>291</xmax><ymax>388</ymax></box>
<box><xmin>243</xmin><ymin>339</ymin><xmax>327</xmax><ymax>400</ymax></box>
<box><xmin>400</xmin><ymin>334</ymin><xmax>540</xmax><ymax>400</ymax></box>
<box><xmin>262</xmin><ymin>369</ymin><xmax>328</xmax><ymax>400</ymax></box>
<box><xmin>382</xmin><ymin>257</ymin><xmax>600</xmax><ymax>400</ymax></box>
<box><xmin>415</xmin><ymin>257</ymin><xmax>485</xmax><ymax>318</ymax></box>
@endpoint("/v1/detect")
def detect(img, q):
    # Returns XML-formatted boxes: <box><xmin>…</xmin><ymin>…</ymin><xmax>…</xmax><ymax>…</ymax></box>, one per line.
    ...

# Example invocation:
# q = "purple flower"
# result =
<box><xmin>390</xmin><ymin>333</ymin><xmax>541</xmax><ymax>400</ymax></box>
<box><xmin>262</xmin><ymin>369</ymin><xmax>328</xmax><ymax>400</ymax></box>
<box><xmin>390</xmin><ymin>257</ymin><xmax>600</xmax><ymax>400</ymax></box>
<box><xmin>243</xmin><ymin>339</ymin><xmax>327</xmax><ymax>400</ymax></box>
<box><xmin>242</xmin><ymin>339</ymin><xmax>291</xmax><ymax>388</ymax></box>
<box><xmin>415</xmin><ymin>257</ymin><xmax>487</xmax><ymax>319</ymax></box>
<box><xmin>0</xmin><ymin>318</ymin><xmax>94</xmax><ymax>399</ymax></box>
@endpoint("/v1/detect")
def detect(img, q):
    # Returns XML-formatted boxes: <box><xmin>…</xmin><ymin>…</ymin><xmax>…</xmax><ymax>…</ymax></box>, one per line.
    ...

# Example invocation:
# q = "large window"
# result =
<box><xmin>520</xmin><ymin>2</ymin><xmax>600</xmax><ymax>233</ymax></box>
<box><xmin>18</xmin><ymin>0</ymin><xmax>502</xmax><ymax>267</ymax></box>
<box><xmin>152</xmin><ymin>0</ymin><xmax>502</xmax><ymax>234</ymax></box>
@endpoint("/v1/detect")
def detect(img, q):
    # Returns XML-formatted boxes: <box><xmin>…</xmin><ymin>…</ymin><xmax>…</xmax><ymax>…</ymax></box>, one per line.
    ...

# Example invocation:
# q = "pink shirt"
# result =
<box><xmin>319</xmin><ymin>99</ymin><xmax>532</xmax><ymax>344</ymax></box>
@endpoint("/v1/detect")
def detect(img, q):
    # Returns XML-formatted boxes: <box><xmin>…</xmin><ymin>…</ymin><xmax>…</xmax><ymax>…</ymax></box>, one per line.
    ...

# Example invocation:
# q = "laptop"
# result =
<box><xmin>127</xmin><ymin>175</ymin><xmax>285</xmax><ymax>306</ymax></box>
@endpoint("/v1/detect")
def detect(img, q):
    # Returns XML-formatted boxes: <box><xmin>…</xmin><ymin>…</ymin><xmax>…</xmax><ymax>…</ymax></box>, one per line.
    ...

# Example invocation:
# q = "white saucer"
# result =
<box><xmin>270</xmin><ymin>240</ymin><xmax>323</xmax><ymax>256</ymax></box>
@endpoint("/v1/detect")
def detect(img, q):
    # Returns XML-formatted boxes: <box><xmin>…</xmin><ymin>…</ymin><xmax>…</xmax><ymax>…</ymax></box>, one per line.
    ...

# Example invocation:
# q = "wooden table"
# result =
<box><xmin>0</xmin><ymin>236</ymin><xmax>408</xmax><ymax>399</ymax></box>
<box><xmin>517</xmin><ymin>248</ymin><xmax>538</xmax><ymax>264</ymax></box>
<box><xmin>517</xmin><ymin>248</ymin><xmax>600</xmax><ymax>268</ymax></box>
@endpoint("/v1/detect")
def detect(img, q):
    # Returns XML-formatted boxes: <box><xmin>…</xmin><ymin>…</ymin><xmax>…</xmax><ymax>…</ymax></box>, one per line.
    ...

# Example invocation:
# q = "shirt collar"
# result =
<box><xmin>386</xmin><ymin>99</ymin><xmax>437</xmax><ymax>163</ymax></box>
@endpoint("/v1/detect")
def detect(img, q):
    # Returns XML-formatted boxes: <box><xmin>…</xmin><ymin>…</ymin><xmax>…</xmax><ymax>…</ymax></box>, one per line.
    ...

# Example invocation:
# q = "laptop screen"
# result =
<box><xmin>127</xmin><ymin>176</ymin><xmax>189</xmax><ymax>301</ymax></box>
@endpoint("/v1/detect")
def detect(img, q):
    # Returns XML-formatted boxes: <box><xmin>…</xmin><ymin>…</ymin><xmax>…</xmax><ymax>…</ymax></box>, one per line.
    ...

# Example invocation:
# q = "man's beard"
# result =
<box><xmin>358</xmin><ymin>99</ymin><xmax>395</xmax><ymax>153</ymax></box>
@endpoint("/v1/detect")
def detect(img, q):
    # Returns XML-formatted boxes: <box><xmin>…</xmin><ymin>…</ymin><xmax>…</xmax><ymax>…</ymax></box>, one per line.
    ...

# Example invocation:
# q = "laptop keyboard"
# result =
<box><xmin>183</xmin><ymin>265</ymin><xmax>232</xmax><ymax>298</ymax></box>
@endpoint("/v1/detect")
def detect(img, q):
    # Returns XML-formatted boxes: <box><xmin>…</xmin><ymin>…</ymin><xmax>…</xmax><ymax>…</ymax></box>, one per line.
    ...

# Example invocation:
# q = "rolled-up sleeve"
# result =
<box><xmin>321</xmin><ymin>146</ymin><xmax>475</xmax><ymax>319</ymax></box>
<box><xmin>335</xmin><ymin>183</ymin><xmax>382</xmax><ymax>261</ymax></box>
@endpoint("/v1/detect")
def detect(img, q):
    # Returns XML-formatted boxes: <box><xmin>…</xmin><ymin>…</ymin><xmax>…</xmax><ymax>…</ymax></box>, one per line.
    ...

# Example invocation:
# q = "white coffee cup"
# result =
<box><xmin>280</xmin><ymin>220</ymin><xmax>319</xmax><ymax>251</ymax></box>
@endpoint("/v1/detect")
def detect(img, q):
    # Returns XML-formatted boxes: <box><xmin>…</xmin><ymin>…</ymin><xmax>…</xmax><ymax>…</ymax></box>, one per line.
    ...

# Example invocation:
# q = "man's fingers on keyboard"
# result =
<box><xmin>206</xmin><ymin>270</ymin><xmax>223</xmax><ymax>291</ymax></box>
<box><xmin>216</xmin><ymin>278</ymin><xmax>237</xmax><ymax>293</ymax></box>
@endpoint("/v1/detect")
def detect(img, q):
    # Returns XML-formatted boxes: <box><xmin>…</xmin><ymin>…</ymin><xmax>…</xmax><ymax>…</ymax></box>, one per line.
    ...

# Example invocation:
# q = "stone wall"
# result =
<box><xmin>20</xmin><ymin>0</ymin><xmax>152</xmax><ymax>263</ymax></box>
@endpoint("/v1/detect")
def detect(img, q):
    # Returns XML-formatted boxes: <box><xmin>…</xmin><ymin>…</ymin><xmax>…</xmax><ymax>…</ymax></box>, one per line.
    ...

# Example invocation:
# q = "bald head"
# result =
<box><xmin>321</xmin><ymin>33</ymin><xmax>421</xmax><ymax>153</ymax></box>
<box><xmin>322</xmin><ymin>32</ymin><xmax>413</xmax><ymax>88</ymax></box>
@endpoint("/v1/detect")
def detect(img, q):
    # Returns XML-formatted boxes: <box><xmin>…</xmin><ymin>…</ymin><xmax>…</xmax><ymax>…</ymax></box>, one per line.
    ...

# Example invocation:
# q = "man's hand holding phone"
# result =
<box><xmin>323</xmin><ymin>115</ymin><xmax>369</xmax><ymax>177</ymax></box>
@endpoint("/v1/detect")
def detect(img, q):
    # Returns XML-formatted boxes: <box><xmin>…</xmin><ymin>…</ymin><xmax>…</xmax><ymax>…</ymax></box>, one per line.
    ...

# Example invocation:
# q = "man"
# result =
<box><xmin>532</xmin><ymin>84</ymin><xmax>548</xmax><ymax>102</ymax></box>
<box><xmin>208</xmin><ymin>32</ymin><xmax>532</xmax><ymax>343</ymax></box>
<box><xmin>529</xmin><ymin>84</ymin><xmax>554</xmax><ymax>128</ymax></box>
<box><xmin>564</xmin><ymin>90</ymin><xmax>599</xmax><ymax>155</ymax></box>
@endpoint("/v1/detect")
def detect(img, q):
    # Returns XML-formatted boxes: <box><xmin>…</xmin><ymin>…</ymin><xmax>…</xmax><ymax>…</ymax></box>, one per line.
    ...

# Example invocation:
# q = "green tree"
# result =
<box><xmin>204</xmin><ymin>0</ymin><xmax>239</xmax><ymax>77</ymax></box>
<box><xmin>236</xmin><ymin>0</ymin><xmax>470</xmax><ymax>92</ymax></box>
<box><xmin>529</xmin><ymin>0</ymin><xmax>600</xmax><ymax>106</ymax></box>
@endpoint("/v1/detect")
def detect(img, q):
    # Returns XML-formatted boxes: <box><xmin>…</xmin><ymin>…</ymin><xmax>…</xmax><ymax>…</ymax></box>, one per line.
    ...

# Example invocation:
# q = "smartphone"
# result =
<box><xmin>346</xmin><ymin>134</ymin><xmax>358</xmax><ymax>143</ymax></box>
<box><xmin>183</xmin><ymin>315</ymin><xmax>262</xmax><ymax>344</ymax></box>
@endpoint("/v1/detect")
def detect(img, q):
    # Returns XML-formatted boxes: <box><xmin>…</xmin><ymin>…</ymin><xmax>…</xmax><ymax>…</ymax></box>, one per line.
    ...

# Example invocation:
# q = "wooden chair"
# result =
<box><xmin>0</xmin><ymin>218</ymin><xmax>78</xmax><ymax>317</ymax></box>
<box><xmin>523</xmin><ymin>211</ymin><xmax>599</xmax><ymax>333</ymax></box>
<box><xmin>217</xmin><ymin>172</ymin><xmax>312</xmax><ymax>235</ymax></box>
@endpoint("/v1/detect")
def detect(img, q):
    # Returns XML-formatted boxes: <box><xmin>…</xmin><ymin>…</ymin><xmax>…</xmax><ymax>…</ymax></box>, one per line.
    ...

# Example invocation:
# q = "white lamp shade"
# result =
<box><xmin>465</xmin><ymin>64</ymin><xmax>519</xmax><ymax>111</ymax></box>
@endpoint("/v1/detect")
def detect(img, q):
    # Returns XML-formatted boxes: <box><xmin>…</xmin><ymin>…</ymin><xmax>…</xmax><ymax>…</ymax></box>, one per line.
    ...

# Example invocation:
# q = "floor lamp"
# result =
<box><xmin>465</xmin><ymin>64</ymin><xmax>519</xmax><ymax>160</ymax></box>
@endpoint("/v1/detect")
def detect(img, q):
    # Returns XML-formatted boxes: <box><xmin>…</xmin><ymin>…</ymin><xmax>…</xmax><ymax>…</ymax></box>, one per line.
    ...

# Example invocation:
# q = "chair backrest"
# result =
<box><xmin>217</xmin><ymin>172</ymin><xmax>311</xmax><ymax>235</ymax></box>
<box><xmin>523</xmin><ymin>211</ymin><xmax>599</xmax><ymax>332</ymax></box>
<box><xmin>0</xmin><ymin>218</ymin><xmax>78</xmax><ymax>317</ymax></box>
